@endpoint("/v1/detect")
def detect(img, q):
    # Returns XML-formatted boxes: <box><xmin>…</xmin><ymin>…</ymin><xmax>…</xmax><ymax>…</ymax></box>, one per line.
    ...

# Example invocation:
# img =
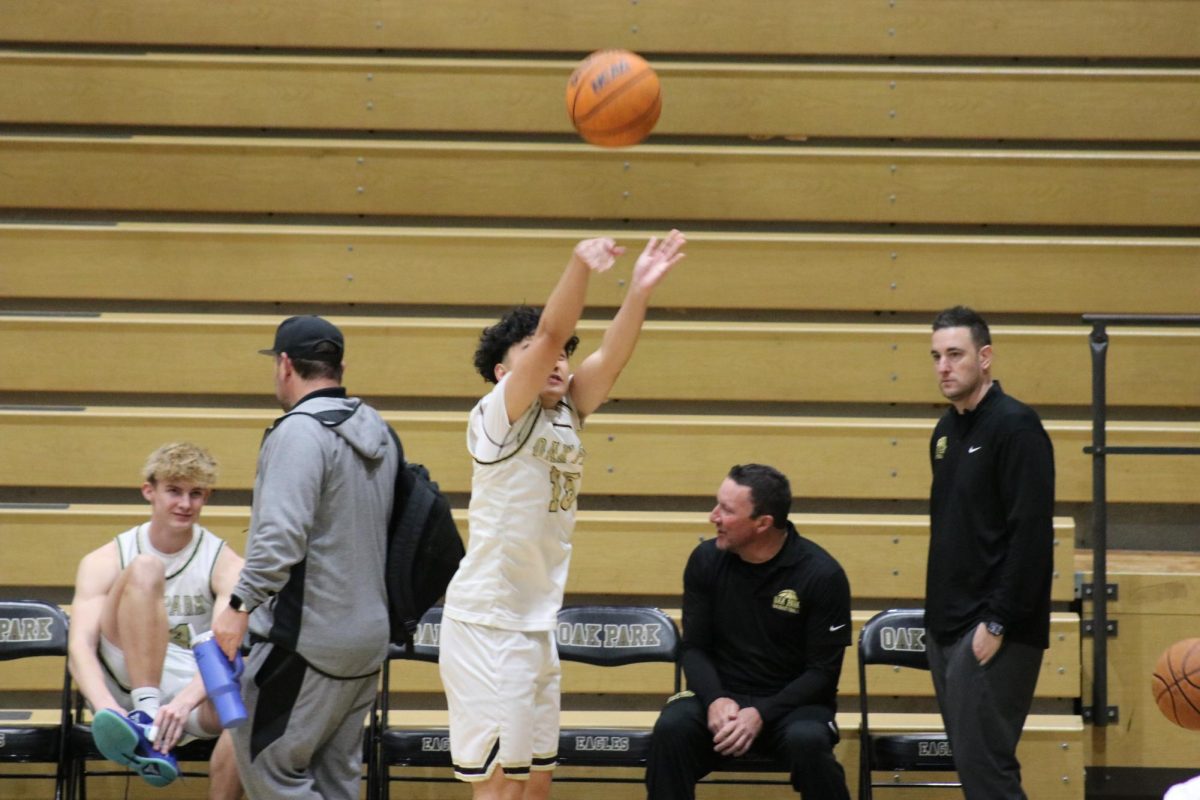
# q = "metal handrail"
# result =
<box><xmin>1083</xmin><ymin>313</ymin><xmax>1200</xmax><ymax>727</ymax></box>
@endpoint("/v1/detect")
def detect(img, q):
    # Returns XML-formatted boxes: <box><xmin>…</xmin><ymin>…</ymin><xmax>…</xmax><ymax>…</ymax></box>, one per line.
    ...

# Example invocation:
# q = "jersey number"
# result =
<box><xmin>548</xmin><ymin>466</ymin><xmax>578</xmax><ymax>512</ymax></box>
<box><xmin>168</xmin><ymin>623</ymin><xmax>191</xmax><ymax>649</ymax></box>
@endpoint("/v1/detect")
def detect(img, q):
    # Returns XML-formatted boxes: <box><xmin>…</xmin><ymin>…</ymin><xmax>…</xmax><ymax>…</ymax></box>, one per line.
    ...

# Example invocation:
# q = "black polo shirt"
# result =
<box><xmin>926</xmin><ymin>381</ymin><xmax>1055</xmax><ymax>649</ymax></box>
<box><xmin>680</xmin><ymin>523</ymin><xmax>852</xmax><ymax>723</ymax></box>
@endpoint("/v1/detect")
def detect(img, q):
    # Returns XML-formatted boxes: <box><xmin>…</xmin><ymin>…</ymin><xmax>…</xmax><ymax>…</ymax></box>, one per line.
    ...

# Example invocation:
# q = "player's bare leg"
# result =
<box><xmin>206</xmin><ymin>729</ymin><xmax>242</xmax><ymax>800</ymax></box>
<box><xmin>524</xmin><ymin>769</ymin><xmax>552</xmax><ymax>800</ymax></box>
<box><xmin>472</xmin><ymin>769</ymin><xmax>525</xmax><ymax>800</ymax></box>
<box><xmin>100</xmin><ymin>554</ymin><xmax>168</xmax><ymax>689</ymax></box>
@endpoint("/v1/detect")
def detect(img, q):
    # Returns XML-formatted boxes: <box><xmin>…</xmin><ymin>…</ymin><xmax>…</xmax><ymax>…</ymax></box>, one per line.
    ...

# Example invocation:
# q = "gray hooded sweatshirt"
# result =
<box><xmin>235</xmin><ymin>391</ymin><xmax>398</xmax><ymax>678</ymax></box>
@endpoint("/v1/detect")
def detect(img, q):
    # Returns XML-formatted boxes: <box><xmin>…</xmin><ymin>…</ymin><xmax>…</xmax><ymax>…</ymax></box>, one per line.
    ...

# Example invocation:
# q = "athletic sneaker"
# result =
<box><xmin>91</xmin><ymin>709</ymin><xmax>179</xmax><ymax>787</ymax></box>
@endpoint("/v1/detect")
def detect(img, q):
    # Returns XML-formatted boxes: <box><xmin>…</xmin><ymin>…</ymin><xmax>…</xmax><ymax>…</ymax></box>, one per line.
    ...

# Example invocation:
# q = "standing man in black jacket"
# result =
<box><xmin>645</xmin><ymin>464</ymin><xmax>851</xmax><ymax>800</ymax></box>
<box><xmin>925</xmin><ymin>306</ymin><xmax>1055</xmax><ymax>799</ymax></box>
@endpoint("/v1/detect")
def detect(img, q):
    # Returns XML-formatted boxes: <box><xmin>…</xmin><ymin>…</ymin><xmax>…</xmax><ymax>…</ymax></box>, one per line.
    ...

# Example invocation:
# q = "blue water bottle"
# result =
<box><xmin>191</xmin><ymin>629</ymin><xmax>248</xmax><ymax>729</ymax></box>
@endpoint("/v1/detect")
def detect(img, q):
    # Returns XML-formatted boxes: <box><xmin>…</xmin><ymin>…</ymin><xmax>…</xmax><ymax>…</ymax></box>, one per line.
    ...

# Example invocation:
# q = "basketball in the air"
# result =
<box><xmin>565</xmin><ymin>49</ymin><xmax>661</xmax><ymax>148</ymax></box>
<box><xmin>1152</xmin><ymin>638</ymin><xmax>1200</xmax><ymax>730</ymax></box>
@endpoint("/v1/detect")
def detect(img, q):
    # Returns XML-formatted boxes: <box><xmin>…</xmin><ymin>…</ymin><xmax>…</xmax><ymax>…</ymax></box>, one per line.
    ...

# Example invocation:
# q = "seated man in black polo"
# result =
<box><xmin>645</xmin><ymin>464</ymin><xmax>852</xmax><ymax>800</ymax></box>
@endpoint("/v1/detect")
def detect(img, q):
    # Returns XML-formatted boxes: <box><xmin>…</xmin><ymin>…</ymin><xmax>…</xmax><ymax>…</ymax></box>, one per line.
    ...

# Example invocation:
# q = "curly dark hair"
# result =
<box><xmin>473</xmin><ymin>306</ymin><xmax>580</xmax><ymax>384</ymax></box>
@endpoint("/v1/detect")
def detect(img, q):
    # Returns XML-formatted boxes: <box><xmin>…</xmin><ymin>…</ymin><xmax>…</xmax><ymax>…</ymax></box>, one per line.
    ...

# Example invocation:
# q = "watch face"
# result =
<box><xmin>986</xmin><ymin>622</ymin><xmax>1005</xmax><ymax>636</ymax></box>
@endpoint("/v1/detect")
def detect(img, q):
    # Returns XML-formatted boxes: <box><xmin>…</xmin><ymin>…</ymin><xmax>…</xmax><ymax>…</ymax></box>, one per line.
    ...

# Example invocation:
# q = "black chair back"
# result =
<box><xmin>858</xmin><ymin>608</ymin><xmax>929</xmax><ymax>669</ymax></box>
<box><xmin>555</xmin><ymin>605</ymin><xmax>679</xmax><ymax>668</ymax></box>
<box><xmin>0</xmin><ymin>599</ymin><xmax>71</xmax><ymax>800</ymax></box>
<box><xmin>0</xmin><ymin>599</ymin><xmax>69</xmax><ymax>660</ymax></box>
<box><xmin>856</xmin><ymin>608</ymin><xmax>957</xmax><ymax>800</ymax></box>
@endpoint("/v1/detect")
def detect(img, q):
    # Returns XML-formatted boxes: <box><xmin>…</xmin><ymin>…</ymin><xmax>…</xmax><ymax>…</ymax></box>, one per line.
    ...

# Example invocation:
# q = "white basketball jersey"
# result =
<box><xmin>114</xmin><ymin>523</ymin><xmax>226</xmax><ymax>651</ymax></box>
<box><xmin>444</xmin><ymin>375</ymin><xmax>585</xmax><ymax>632</ymax></box>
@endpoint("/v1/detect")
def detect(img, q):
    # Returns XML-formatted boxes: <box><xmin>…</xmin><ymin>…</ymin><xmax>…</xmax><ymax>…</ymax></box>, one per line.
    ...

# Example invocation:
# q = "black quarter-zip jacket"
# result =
<box><xmin>925</xmin><ymin>381</ymin><xmax>1055</xmax><ymax>649</ymax></box>
<box><xmin>680</xmin><ymin>523</ymin><xmax>852</xmax><ymax>723</ymax></box>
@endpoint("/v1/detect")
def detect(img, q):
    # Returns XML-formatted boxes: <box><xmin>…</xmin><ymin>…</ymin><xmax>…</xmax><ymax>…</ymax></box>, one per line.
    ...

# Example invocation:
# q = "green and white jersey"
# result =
<box><xmin>444</xmin><ymin>375</ymin><xmax>585</xmax><ymax>632</ymax></box>
<box><xmin>114</xmin><ymin>523</ymin><xmax>226</xmax><ymax>651</ymax></box>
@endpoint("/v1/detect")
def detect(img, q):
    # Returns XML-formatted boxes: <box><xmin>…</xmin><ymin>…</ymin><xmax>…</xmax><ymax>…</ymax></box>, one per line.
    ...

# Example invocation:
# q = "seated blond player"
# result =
<box><xmin>67</xmin><ymin>442</ymin><xmax>243</xmax><ymax>798</ymax></box>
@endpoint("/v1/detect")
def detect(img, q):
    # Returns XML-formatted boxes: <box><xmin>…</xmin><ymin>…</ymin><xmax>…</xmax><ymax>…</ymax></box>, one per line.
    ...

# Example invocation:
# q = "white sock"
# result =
<box><xmin>130</xmin><ymin>686</ymin><xmax>161</xmax><ymax>721</ymax></box>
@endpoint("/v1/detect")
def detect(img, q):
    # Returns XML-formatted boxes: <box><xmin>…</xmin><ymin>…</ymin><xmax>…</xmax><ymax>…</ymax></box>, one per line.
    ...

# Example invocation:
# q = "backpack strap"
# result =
<box><xmin>386</xmin><ymin>426</ymin><xmax>407</xmax><ymax>469</ymax></box>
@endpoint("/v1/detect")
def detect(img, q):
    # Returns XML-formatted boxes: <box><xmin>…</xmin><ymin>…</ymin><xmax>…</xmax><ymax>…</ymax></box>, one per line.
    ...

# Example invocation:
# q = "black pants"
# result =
<box><xmin>645</xmin><ymin>692</ymin><xmax>849</xmax><ymax>800</ymax></box>
<box><xmin>927</xmin><ymin>629</ymin><xmax>1043</xmax><ymax>800</ymax></box>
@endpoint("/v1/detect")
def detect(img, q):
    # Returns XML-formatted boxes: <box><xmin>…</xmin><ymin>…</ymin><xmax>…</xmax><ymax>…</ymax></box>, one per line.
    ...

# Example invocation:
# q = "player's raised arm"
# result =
<box><xmin>571</xmin><ymin>230</ymin><xmax>686</xmax><ymax>418</ymax></box>
<box><xmin>499</xmin><ymin>237</ymin><xmax>622</xmax><ymax>422</ymax></box>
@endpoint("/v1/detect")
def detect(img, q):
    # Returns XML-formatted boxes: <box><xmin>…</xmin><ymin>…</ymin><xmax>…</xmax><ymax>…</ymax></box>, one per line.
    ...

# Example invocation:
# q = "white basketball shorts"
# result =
<box><xmin>97</xmin><ymin>635</ymin><xmax>211</xmax><ymax>740</ymax></box>
<box><xmin>438</xmin><ymin>615</ymin><xmax>561</xmax><ymax>781</ymax></box>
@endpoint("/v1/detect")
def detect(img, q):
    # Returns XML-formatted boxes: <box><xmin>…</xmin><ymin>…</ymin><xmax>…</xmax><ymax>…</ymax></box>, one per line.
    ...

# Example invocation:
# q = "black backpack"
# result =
<box><xmin>385</xmin><ymin>428</ymin><xmax>465</xmax><ymax>646</ymax></box>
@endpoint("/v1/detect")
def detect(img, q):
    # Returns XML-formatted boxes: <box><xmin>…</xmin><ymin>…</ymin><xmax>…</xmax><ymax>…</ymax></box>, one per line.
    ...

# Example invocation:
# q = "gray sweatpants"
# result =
<box><xmin>927</xmin><ymin>628</ymin><xmax>1043</xmax><ymax>800</ymax></box>
<box><xmin>232</xmin><ymin>642</ymin><xmax>377</xmax><ymax>800</ymax></box>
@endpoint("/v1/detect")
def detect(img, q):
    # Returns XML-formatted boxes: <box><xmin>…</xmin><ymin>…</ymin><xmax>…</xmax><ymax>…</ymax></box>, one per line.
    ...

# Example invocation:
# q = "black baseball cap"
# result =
<box><xmin>259</xmin><ymin>315</ymin><xmax>345</xmax><ymax>363</ymax></box>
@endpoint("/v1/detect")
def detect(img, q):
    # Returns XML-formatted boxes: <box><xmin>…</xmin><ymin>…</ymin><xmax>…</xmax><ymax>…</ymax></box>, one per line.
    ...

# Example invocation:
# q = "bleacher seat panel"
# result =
<box><xmin>380</xmin><ymin>711</ymin><xmax>1084</xmax><ymax>799</ymax></box>
<box><xmin>3</xmin><ymin>409</ymin><xmax>1198</xmax><ymax>503</ymax></box>
<box><xmin>4</xmin><ymin>53</ymin><xmax>1197</xmax><ymax>142</ymax></box>
<box><xmin>4</xmin><ymin>224</ymin><xmax>1199</xmax><ymax>315</ymax></box>
<box><xmin>2</xmin><ymin>0</ymin><xmax>1196</xmax><ymax>58</ymax></box>
<box><xmin>1078</xmin><ymin>555</ymin><xmax>1200</xmax><ymax>769</ymax></box>
<box><xmin>0</xmin><ymin>506</ymin><xmax>1077</xmax><ymax>603</ymax></box>
<box><xmin>8</xmin><ymin>315</ymin><xmax>1200</xmax><ymax>408</ymax></box>
<box><xmin>2</xmin><ymin>136</ymin><xmax>1197</xmax><ymax>227</ymax></box>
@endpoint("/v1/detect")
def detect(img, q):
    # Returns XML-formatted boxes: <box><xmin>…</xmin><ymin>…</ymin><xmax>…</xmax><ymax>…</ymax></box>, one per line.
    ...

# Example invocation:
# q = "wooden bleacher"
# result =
<box><xmin>3</xmin><ymin>0</ymin><xmax>1197</xmax><ymax>57</ymax></box>
<box><xmin>2</xmin><ymin>52</ymin><xmax>1198</xmax><ymax>142</ymax></box>
<box><xmin>2</xmin><ymin>224</ymin><xmax>1199</xmax><ymax>314</ymax></box>
<box><xmin>0</xmin><ymin>506</ymin><xmax>1084</xmax><ymax>798</ymax></box>
<box><xmin>3</xmin><ymin>135</ymin><xmax>1198</xmax><ymax>226</ymax></box>
<box><xmin>4</xmin><ymin>1</ymin><xmax>1199</xmax><ymax>797</ymax></box>
<box><xmin>3</xmin><ymin>407</ymin><xmax>1198</xmax><ymax>504</ymax></box>
<box><xmin>5</xmin><ymin>314</ymin><xmax>1200</xmax><ymax>407</ymax></box>
<box><xmin>1077</xmin><ymin>552</ymin><xmax>1200</xmax><ymax>774</ymax></box>
<box><xmin>1</xmin><ymin>505</ymin><xmax>1079</xmax><ymax>600</ymax></box>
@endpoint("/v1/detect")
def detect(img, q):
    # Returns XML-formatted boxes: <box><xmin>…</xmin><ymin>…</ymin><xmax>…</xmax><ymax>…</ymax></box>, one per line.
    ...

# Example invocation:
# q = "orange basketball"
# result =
<box><xmin>1152</xmin><ymin>638</ymin><xmax>1200</xmax><ymax>730</ymax></box>
<box><xmin>565</xmin><ymin>49</ymin><xmax>661</xmax><ymax>148</ymax></box>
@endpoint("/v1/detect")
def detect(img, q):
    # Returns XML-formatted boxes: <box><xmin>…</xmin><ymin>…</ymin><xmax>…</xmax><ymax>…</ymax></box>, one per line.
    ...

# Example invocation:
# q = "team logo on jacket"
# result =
<box><xmin>772</xmin><ymin>589</ymin><xmax>801</xmax><ymax>614</ymax></box>
<box><xmin>934</xmin><ymin>436</ymin><xmax>948</xmax><ymax>460</ymax></box>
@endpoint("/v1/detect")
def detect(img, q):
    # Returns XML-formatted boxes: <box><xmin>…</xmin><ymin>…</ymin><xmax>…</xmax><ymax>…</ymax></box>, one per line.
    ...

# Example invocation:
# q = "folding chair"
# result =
<box><xmin>0</xmin><ymin>599</ymin><xmax>71</xmax><ymax>800</ymax></box>
<box><xmin>68</xmin><ymin>657</ymin><xmax>219</xmax><ymax>799</ymax></box>
<box><xmin>553</xmin><ymin>605</ymin><xmax>679</xmax><ymax>769</ymax></box>
<box><xmin>373</xmin><ymin>605</ymin><xmax>682</xmax><ymax>797</ymax></box>
<box><xmin>372</xmin><ymin>605</ymin><xmax>451</xmax><ymax>800</ymax></box>
<box><xmin>857</xmin><ymin>608</ymin><xmax>959</xmax><ymax>800</ymax></box>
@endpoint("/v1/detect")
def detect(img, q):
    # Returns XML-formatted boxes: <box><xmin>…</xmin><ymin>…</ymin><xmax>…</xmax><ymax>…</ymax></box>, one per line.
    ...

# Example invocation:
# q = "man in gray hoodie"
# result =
<box><xmin>212</xmin><ymin>315</ymin><xmax>399</xmax><ymax>800</ymax></box>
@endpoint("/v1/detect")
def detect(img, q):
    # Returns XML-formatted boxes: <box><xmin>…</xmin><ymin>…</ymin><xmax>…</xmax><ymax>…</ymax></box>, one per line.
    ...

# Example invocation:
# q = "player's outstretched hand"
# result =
<box><xmin>631</xmin><ymin>229</ymin><xmax>686</xmax><ymax>294</ymax></box>
<box><xmin>573</xmin><ymin>237</ymin><xmax>625</xmax><ymax>273</ymax></box>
